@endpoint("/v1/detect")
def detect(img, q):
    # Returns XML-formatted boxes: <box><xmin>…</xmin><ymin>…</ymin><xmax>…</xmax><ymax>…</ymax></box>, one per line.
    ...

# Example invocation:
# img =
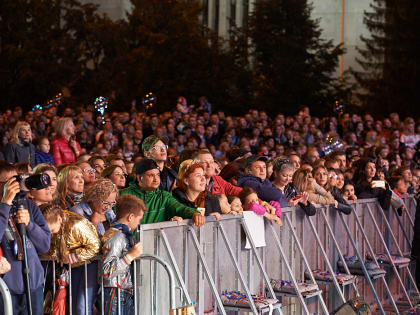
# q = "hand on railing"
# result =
<box><xmin>127</xmin><ymin>242</ymin><xmax>143</xmax><ymax>261</ymax></box>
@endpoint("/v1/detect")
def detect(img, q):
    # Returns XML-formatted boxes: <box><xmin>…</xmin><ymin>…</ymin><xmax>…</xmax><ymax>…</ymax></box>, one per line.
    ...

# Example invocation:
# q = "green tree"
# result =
<box><xmin>0</xmin><ymin>0</ymin><xmax>114</xmax><ymax>109</ymax></box>
<box><xmin>353</xmin><ymin>0</ymin><xmax>420</xmax><ymax>116</ymax></box>
<box><xmin>242</xmin><ymin>0</ymin><xmax>342</xmax><ymax>115</ymax></box>
<box><xmin>104</xmin><ymin>0</ymin><xmax>248</xmax><ymax>113</ymax></box>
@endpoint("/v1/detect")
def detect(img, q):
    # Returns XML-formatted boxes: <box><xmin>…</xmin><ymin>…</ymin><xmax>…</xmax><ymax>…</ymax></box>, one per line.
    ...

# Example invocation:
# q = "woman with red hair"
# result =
<box><xmin>172</xmin><ymin>159</ymin><xmax>222</xmax><ymax>219</ymax></box>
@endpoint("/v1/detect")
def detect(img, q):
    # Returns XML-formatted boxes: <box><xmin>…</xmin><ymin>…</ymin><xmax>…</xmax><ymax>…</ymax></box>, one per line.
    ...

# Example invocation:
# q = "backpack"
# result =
<box><xmin>331</xmin><ymin>298</ymin><xmax>371</xmax><ymax>315</ymax></box>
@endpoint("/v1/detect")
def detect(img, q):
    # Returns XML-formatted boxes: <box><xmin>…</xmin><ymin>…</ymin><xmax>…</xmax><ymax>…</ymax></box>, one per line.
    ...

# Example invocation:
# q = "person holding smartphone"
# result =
<box><xmin>352</xmin><ymin>158</ymin><xmax>392</xmax><ymax>210</ymax></box>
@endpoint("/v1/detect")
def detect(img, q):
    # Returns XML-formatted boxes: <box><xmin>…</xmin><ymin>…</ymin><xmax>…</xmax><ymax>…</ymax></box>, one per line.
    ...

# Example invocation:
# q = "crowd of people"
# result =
<box><xmin>0</xmin><ymin>98</ymin><xmax>419</xmax><ymax>314</ymax></box>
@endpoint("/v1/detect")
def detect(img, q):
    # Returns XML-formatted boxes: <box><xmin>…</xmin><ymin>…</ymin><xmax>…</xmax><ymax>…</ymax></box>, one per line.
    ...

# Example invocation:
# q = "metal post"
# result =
<box><xmin>318</xmin><ymin>207</ymin><xmax>360</xmax><ymax>296</ymax></box>
<box><xmin>338</xmin><ymin>211</ymin><xmax>388</xmax><ymax>314</ymax></box>
<box><xmin>84</xmin><ymin>262</ymin><xmax>88</xmax><ymax>315</ymax></box>
<box><xmin>69</xmin><ymin>263</ymin><xmax>72</xmax><ymax>315</ymax></box>
<box><xmin>306</xmin><ymin>215</ymin><xmax>347</xmax><ymax>304</ymax></box>
<box><xmin>0</xmin><ymin>278</ymin><xmax>13</xmax><ymax>315</ymax></box>
<box><xmin>187</xmin><ymin>226</ymin><xmax>227</xmax><ymax>315</ymax></box>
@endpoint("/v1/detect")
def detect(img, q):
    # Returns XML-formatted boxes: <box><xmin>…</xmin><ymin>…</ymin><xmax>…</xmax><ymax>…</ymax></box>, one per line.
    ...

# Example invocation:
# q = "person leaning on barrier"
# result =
<box><xmin>237</xmin><ymin>155</ymin><xmax>289</xmax><ymax>207</ymax></box>
<box><xmin>68</xmin><ymin>178</ymin><xmax>118</xmax><ymax>315</ymax></box>
<box><xmin>172</xmin><ymin>159</ymin><xmax>222</xmax><ymax>220</ymax></box>
<box><xmin>40</xmin><ymin>203</ymin><xmax>101</xmax><ymax>265</ymax></box>
<box><xmin>0</xmin><ymin>162</ymin><xmax>51</xmax><ymax>315</ymax></box>
<box><xmin>193</xmin><ymin>149</ymin><xmax>243</xmax><ymax>196</ymax></box>
<box><xmin>120</xmin><ymin>158</ymin><xmax>204</xmax><ymax>226</ymax></box>
<box><xmin>101</xmin><ymin>195</ymin><xmax>146</xmax><ymax>315</ymax></box>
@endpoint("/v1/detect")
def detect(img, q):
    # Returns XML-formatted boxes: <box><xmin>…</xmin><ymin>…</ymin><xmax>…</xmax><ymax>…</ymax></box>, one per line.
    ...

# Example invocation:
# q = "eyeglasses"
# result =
<box><xmin>151</xmin><ymin>144</ymin><xmax>168</xmax><ymax>151</ymax></box>
<box><xmin>328</xmin><ymin>174</ymin><xmax>338</xmax><ymax>179</ymax></box>
<box><xmin>102</xmin><ymin>200</ymin><xmax>116</xmax><ymax>207</ymax></box>
<box><xmin>83</xmin><ymin>168</ymin><xmax>96</xmax><ymax>174</ymax></box>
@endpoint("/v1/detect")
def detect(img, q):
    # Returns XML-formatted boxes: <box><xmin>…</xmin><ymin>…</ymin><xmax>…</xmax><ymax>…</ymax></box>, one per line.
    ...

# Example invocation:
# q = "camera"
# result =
<box><xmin>14</xmin><ymin>173</ymin><xmax>51</xmax><ymax>192</ymax></box>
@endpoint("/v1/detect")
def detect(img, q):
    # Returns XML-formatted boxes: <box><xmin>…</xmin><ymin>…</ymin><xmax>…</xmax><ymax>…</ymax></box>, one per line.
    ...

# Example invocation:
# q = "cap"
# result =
<box><xmin>135</xmin><ymin>158</ymin><xmax>160</xmax><ymax>175</ymax></box>
<box><xmin>244</xmin><ymin>155</ymin><xmax>267</xmax><ymax>169</ymax></box>
<box><xmin>141</xmin><ymin>135</ymin><xmax>168</xmax><ymax>153</ymax></box>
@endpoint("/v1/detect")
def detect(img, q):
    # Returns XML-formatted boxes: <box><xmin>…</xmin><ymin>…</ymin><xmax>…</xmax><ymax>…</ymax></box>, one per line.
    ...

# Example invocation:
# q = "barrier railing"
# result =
<box><xmin>13</xmin><ymin>196</ymin><xmax>416</xmax><ymax>315</ymax></box>
<box><xmin>0</xmin><ymin>277</ymin><xmax>12</xmax><ymax>315</ymax></box>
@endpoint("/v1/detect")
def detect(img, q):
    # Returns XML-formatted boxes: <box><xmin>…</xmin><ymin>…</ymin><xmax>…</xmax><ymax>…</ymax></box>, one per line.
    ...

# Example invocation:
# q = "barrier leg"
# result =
<box><xmin>318</xmin><ymin>207</ymin><xmax>360</xmax><ymax>296</ymax></box>
<box><xmin>0</xmin><ymin>278</ymin><xmax>13</xmax><ymax>315</ymax></box>
<box><xmin>306</xmin><ymin>214</ymin><xmax>347</xmax><ymax>304</ymax></box>
<box><xmin>160</xmin><ymin>229</ymin><xmax>193</xmax><ymax>304</ymax></box>
<box><xmin>187</xmin><ymin>226</ymin><xmax>227</xmax><ymax>315</ymax></box>
<box><xmin>338</xmin><ymin>211</ymin><xmax>392</xmax><ymax>314</ymax></box>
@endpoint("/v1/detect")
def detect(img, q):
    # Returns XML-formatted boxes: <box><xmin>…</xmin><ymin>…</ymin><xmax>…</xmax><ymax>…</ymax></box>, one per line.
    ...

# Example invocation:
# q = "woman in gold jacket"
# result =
<box><xmin>40</xmin><ymin>203</ymin><xmax>101</xmax><ymax>267</ymax></box>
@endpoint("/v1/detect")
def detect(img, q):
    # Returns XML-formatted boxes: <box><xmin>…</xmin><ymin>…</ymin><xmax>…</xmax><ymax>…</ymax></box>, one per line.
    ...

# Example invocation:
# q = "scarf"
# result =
<box><xmin>112</xmin><ymin>222</ymin><xmax>135</xmax><ymax>250</ymax></box>
<box><xmin>66</xmin><ymin>192</ymin><xmax>84</xmax><ymax>207</ymax></box>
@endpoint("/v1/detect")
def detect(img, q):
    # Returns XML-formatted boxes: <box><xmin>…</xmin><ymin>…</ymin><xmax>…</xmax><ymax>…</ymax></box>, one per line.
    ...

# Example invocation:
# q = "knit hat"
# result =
<box><xmin>135</xmin><ymin>158</ymin><xmax>159</xmax><ymax>175</ymax></box>
<box><xmin>141</xmin><ymin>135</ymin><xmax>168</xmax><ymax>153</ymax></box>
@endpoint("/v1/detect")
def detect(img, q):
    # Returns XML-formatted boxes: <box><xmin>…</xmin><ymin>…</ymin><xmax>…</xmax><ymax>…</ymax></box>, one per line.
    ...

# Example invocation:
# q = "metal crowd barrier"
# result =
<box><xmin>0</xmin><ymin>277</ymin><xmax>12</xmax><ymax>315</ymax></box>
<box><xmin>30</xmin><ymin>196</ymin><xmax>418</xmax><ymax>315</ymax></box>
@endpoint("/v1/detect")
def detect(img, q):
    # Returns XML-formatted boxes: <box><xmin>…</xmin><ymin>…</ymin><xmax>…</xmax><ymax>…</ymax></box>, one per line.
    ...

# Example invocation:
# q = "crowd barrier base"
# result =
<box><xmin>4</xmin><ymin>197</ymin><xmax>417</xmax><ymax>315</ymax></box>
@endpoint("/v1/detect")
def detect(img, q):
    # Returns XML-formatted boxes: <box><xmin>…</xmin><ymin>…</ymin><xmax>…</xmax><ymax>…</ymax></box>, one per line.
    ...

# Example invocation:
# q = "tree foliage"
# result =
<box><xmin>353</xmin><ymin>0</ymin><xmax>420</xmax><ymax>116</ymax></box>
<box><xmin>239</xmin><ymin>0</ymin><xmax>342</xmax><ymax>116</ymax></box>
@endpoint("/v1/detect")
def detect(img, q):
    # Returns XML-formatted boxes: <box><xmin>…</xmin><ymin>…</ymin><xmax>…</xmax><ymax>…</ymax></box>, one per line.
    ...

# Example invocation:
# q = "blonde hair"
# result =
<box><xmin>54</xmin><ymin>117</ymin><xmax>73</xmax><ymax>138</ymax></box>
<box><xmin>57</xmin><ymin>166</ymin><xmax>83</xmax><ymax>208</ymax></box>
<box><xmin>84</xmin><ymin>178</ymin><xmax>117</xmax><ymax>207</ymax></box>
<box><xmin>292</xmin><ymin>168</ymin><xmax>312</xmax><ymax>193</ymax></box>
<box><xmin>11</xmin><ymin>121</ymin><xmax>32</xmax><ymax>144</ymax></box>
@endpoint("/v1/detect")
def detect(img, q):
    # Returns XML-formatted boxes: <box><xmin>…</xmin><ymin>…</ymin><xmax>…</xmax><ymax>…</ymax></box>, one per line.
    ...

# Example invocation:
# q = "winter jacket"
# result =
<box><xmin>120</xmin><ymin>183</ymin><xmax>199</xmax><ymax>224</ymax></box>
<box><xmin>34</xmin><ymin>149</ymin><xmax>55</xmax><ymax>166</ymax></box>
<box><xmin>307</xmin><ymin>182</ymin><xmax>336</xmax><ymax>205</ymax></box>
<box><xmin>101</xmin><ymin>227</ymin><xmax>134</xmax><ymax>292</ymax></box>
<box><xmin>43</xmin><ymin>210</ymin><xmax>100</xmax><ymax>268</ymax></box>
<box><xmin>331</xmin><ymin>187</ymin><xmax>352</xmax><ymax>215</ymax></box>
<box><xmin>210</xmin><ymin>175</ymin><xmax>243</xmax><ymax>196</ymax></box>
<box><xmin>160</xmin><ymin>166</ymin><xmax>177</xmax><ymax>192</ymax></box>
<box><xmin>52</xmin><ymin>136</ymin><xmax>81</xmax><ymax>166</ymax></box>
<box><xmin>3</xmin><ymin>141</ymin><xmax>36</xmax><ymax>168</ymax></box>
<box><xmin>70</xmin><ymin>201</ymin><xmax>107</xmax><ymax>236</ymax></box>
<box><xmin>0</xmin><ymin>199</ymin><xmax>51</xmax><ymax>294</ymax></box>
<box><xmin>172</xmin><ymin>188</ymin><xmax>222</xmax><ymax>215</ymax></box>
<box><xmin>237</xmin><ymin>174</ymin><xmax>289</xmax><ymax>207</ymax></box>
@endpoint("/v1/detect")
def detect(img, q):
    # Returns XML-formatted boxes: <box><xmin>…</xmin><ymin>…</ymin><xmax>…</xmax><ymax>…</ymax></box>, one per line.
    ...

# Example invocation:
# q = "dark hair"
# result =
<box><xmin>101</xmin><ymin>165</ymin><xmax>123</xmax><ymax>179</ymax></box>
<box><xmin>388</xmin><ymin>176</ymin><xmax>403</xmax><ymax>190</ymax></box>
<box><xmin>115</xmin><ymin>194</ymin><xmax>147</xmax><ymax>220</ymax></box>
<box><xmin>0</xmin><ymin>162</ymin><xmax>16</xmax><ymax>176</ymax></box>
<box><xmin>238</xmin><ymin>187</ymin><xmax>257</xmax><ymax>205</ymax></box>
<box><xmin>352</xmin><ymin>157</ymin><xmax>377</xmax><ymax>187</ymax></box>
<box><xmin>33</xmin><ymin>136</ymin><xmax>48</xmax><ymax>147</ymax></box>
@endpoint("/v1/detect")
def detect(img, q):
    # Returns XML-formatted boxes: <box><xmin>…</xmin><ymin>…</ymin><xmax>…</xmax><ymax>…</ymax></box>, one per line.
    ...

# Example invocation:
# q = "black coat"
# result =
<box><xmin>3</xmin><ymin>141</ymin><xmax>36</xmax><ymax>168</ymax></box>
<box><xmin>172</xmin><ymin>188</ymin><xmax>222</xmax><ymax>216</ymax></box>
<box><xmin>355</xmin><ymin>182</ymin><xmax>392</xmax><ymax>211</ymax></box>
<box><xmin>159</xmin><ymin>166</ymin><xmax>177</xmax><ymax>192</ymax></box>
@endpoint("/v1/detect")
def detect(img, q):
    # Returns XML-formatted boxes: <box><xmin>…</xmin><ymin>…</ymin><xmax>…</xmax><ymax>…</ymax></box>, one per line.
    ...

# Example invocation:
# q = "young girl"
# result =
<box><xmin>238</xmin><ymin>187</ymin><xmax>282</xmax><ymax>225</ymax></box>
<box><xmin>227</xmin><ymin>195</ymin><xmax>244</xmax><ymax>214</ymax></box>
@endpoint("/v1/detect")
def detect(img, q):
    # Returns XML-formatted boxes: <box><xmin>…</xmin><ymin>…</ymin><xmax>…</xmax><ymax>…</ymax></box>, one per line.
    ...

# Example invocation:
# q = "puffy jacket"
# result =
<box><xmin>120</xmin><ymin>183</ymin><xmax>199</xmax><ymax>224</ymax></box>
<box><xmin>101</xmin><ymin>227</ymin><xmax>134</xmax><ymax>292</ymax></box>
<box><xmin>3</xmin><ymin>141</ymin><xmax>36</xmax><ymax>168</ymax></box>
<box><xmin>210</xmin><ymin>175</ymin><xmax>242</xmax><ymax>196</ymax></box>
<box><xmin>306</xmin><ymin>181</ymin><xmax>336</xmax><ymax>205</ymax></box>
<box><xmin>237</xmin><ymin>174</ymin><xmax>289</xmax><ymax>207</ymax></box>
<box><xmin>43</xmin><ymin>210</ymin><xmax>100</xmax><ymax>267</ymax></box>
<box><xmin>52</xmin><ymin>136</ymin><xmax>81</xmax><ymax>166</ymax></box>
<box><xmin>172</xmin><ymin>188</ymin><xmax>222</xmax><ymax>215</ymax></box>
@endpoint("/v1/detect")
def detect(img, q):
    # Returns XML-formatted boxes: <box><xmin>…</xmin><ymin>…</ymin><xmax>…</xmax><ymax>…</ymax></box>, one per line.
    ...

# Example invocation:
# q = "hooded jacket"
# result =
<box><xmin>120</xmin><ymin>183</ymin><xmax>199</xmax><ymax>224</ymax></box>
<box><xmin>237</xmin><ymin>174</ymin><xmax>289</xmax><ymax>207</ymax></box>
<box><xmin>0</xmin><ymin>199</ymin><xmax>51</xmax><ymax>294</ymax></box>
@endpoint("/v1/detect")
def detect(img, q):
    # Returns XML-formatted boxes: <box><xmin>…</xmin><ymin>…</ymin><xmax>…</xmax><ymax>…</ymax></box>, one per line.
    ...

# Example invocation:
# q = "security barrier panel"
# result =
<box><xmin>25</xmin><ymin>197</ymin><xmax>418</xmax><ymax>315</ymax></box>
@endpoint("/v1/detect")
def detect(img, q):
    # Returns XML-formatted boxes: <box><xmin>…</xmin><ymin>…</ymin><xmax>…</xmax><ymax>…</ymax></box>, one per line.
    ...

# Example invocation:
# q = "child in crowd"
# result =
<box><xmin>342</xmin><ymin>181</ymin><xmax>357</xmax><ymax>201</ymax></box>
<box><xmin>101</xmin><ymin>195</ymin><xmax>146</xmax><ymax>315</ymax></box>
<box><xmin>33</xmin><ymin>136</ymin><xmax>55</xmax><ymax>165</ymax></box>
<box><xmin>238</xmin><ymin>187</ymin><xmax>282</xmax><ymax>225</ymax></box>
<box><xmin>227</xmin><ymin>195</ymin><xmax>244</xmax><ymax>214</ymax></box>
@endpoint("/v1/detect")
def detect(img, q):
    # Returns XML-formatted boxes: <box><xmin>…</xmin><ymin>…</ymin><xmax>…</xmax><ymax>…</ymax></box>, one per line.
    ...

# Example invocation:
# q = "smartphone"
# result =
<box><xmin>292</xmin><ymin>194</ymin><xmax>302</xmax><ymax>201</ymax></box>
<box><xmin>371</xmin><ymin>180</ymin><xmax>385</xmax><ymax>189</ymax></box>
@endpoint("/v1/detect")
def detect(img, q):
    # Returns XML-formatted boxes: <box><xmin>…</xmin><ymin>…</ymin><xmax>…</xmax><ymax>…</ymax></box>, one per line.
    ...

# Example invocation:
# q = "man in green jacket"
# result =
<box><xmin>120</xmin><ymin>158</ymin><xmax>204</xmax><ymax>226</ymax></box>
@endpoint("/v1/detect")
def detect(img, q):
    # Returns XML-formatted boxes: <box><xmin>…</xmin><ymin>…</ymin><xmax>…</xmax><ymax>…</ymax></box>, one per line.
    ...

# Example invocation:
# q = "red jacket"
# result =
<box><xmin>52</xmin><ymin>136</ymin><xmax>81</xmax><ymax>166</ymax></box>
<box><xmin>210</xmin><ymin>175</ymin><xmax>242</xmax><ymax>196</ymax></box>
